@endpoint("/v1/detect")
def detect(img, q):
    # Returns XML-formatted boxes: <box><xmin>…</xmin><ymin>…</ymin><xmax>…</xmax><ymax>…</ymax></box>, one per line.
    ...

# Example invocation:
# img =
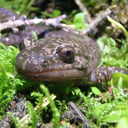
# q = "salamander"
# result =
<box><xmin>1</xmin><ymin>7</ymin><xmax>128</xmax><ymax>84</ymax></box>
<box><xmin>15</xmin><ymin>36</ymin><xmax>128</xmax><ymax>84</ymax></box>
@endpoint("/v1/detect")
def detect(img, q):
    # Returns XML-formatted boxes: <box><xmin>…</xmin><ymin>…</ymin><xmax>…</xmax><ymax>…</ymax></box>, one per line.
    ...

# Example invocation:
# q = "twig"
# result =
<box><xmin>68</xmin><ymin>102</ymin><xmax>90</xmax><ymax>128</ymax></box>
<box><xmin>62</xmin><ymin>7</ymin><xmax>112</xmax><ymax>35</ymax></box>
<box><xmin>84</xmin><ymin>8</ymin><xmax>112</xmax><ymax>34</ymax></box>
<box><xmin>0</xmin><ymin>14</ymin><xmax>67</xmax><ymax>32</ymax></box>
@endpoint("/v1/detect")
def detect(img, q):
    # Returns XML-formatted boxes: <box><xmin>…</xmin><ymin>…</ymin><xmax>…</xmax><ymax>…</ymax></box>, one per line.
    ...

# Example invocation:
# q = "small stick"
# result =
<box><xmin>84</xmin><ymin>8</ymin><xmax>112</xmax><ymax>34</ymax></box>
<box><xmin>0</xmin><ymin>15</ymin><xmax>67</xmax><ymax>32</ymax></box>
<box><xmin>68</xmin><ymin>102</ymin><xmax>90</xmax><ymax>128</ymax></box>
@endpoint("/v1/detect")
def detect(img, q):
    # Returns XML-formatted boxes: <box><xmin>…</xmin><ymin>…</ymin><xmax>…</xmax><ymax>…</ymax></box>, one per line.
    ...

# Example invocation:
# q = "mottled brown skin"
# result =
<box><xmin>15</xmin><ymin>36</ymin><xmax>100</xmax><ymax>82</ymax></box>
<box><xmin>15</xmin><ymin>36</ymin><xmax>128</xmax><ymax>83</ymax></box>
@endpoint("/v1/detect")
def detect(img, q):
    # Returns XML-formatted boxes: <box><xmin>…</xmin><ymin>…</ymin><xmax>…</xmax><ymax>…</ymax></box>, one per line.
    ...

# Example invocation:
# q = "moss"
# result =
<box><xmin>0</xmin><ymin>43</ymin><xmax>21</xmax><ymax>115</ymax></box>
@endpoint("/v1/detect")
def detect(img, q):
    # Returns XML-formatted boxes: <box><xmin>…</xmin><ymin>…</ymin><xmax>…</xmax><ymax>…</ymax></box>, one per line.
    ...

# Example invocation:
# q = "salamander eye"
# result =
<box><xmin>56</xmin><ymin>46</ymin><xmax>75</xmax><ymax>63</ymax></box>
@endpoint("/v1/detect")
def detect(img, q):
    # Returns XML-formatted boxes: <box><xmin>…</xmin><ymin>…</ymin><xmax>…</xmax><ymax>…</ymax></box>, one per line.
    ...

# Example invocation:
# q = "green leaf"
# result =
<box><xmin>107</xmin><ymin>16</ymin><xmax>128</xmax><ymax>39</ymax></box>
<box><xmin>91</xmin><ymin>86</ymin><xmax>101</xmax><ymax>95</ymax></box>
<box><xmin>103</xmin><ymin>105</ymin><xmax>128</xmax><ymax>122</ymax></box>
<box><xmin>73</xmin><ymin>12</ymin><xmax>89</xmax><ymax>29</ymax></box>
<box><xmin>108</xmin><ymin>72</ymin><xmax>128</xmax><ymax>88</ymax></box>
<box><xmin>94</xmin><ymin>103</ymin><xmax>128</xmax><ymax>123</ymax></box>
<box><xmin>97</xmin><ymin>37</ymin><xmax>116</xmax><ymax>51</ymax></box>
<box><xmin>74</xmin><ymin>22</ymin><xmax>83</xmax><ymax>29</ymax></box>
<box><xmin>73</xmin><ymin>12</ymin><xmax>85</xmax><ymax>23</ymax></box>
<box><xmin>53</xmin><ymin>10</ymin><xmax>61</xmax><ymax>17</ymax></box>
<box><xmin>32</xmin><ymin>31</ymin><xmax>38</xmax><ymax>40</ymax></box>
<box><xmin>117</xmin><ymin>117</ymin><xmax>128</xmax><ymax>128</ymax></box>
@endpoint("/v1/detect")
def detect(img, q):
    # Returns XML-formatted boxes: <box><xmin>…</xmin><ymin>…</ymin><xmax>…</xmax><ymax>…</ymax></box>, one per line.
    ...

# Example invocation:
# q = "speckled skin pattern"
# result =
<box><xmin>15</xmin><ymin>35</ymin><xmax>128</xmax><ymax>83</ymax></box>
<box><xmin>15</xmin><ymin>36</ymin><xmax>100</xmax><ymax>81</ymax></box>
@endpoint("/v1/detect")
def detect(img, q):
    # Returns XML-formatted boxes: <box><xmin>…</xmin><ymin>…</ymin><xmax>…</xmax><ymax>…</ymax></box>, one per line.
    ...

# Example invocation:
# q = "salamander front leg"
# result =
<box><xmin>89</xmin><ymin>66</ymin><xmax>128</xmax><ymax>84</ymax></box>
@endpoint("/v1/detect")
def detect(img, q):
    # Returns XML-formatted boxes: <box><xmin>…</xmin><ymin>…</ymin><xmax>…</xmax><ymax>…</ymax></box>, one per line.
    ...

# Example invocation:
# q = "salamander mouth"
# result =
<box><xmin>16</xmin><ymin>68</ymin><xmax>86</xmax><ymax>81</ymax></box>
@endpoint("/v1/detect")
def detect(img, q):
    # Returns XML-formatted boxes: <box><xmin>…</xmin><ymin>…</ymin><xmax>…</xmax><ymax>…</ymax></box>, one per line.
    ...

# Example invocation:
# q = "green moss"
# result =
<box><xmin>0</xmin><ymin>43</ymin><xmax>22</xmax><ymax>115</ymax></box>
